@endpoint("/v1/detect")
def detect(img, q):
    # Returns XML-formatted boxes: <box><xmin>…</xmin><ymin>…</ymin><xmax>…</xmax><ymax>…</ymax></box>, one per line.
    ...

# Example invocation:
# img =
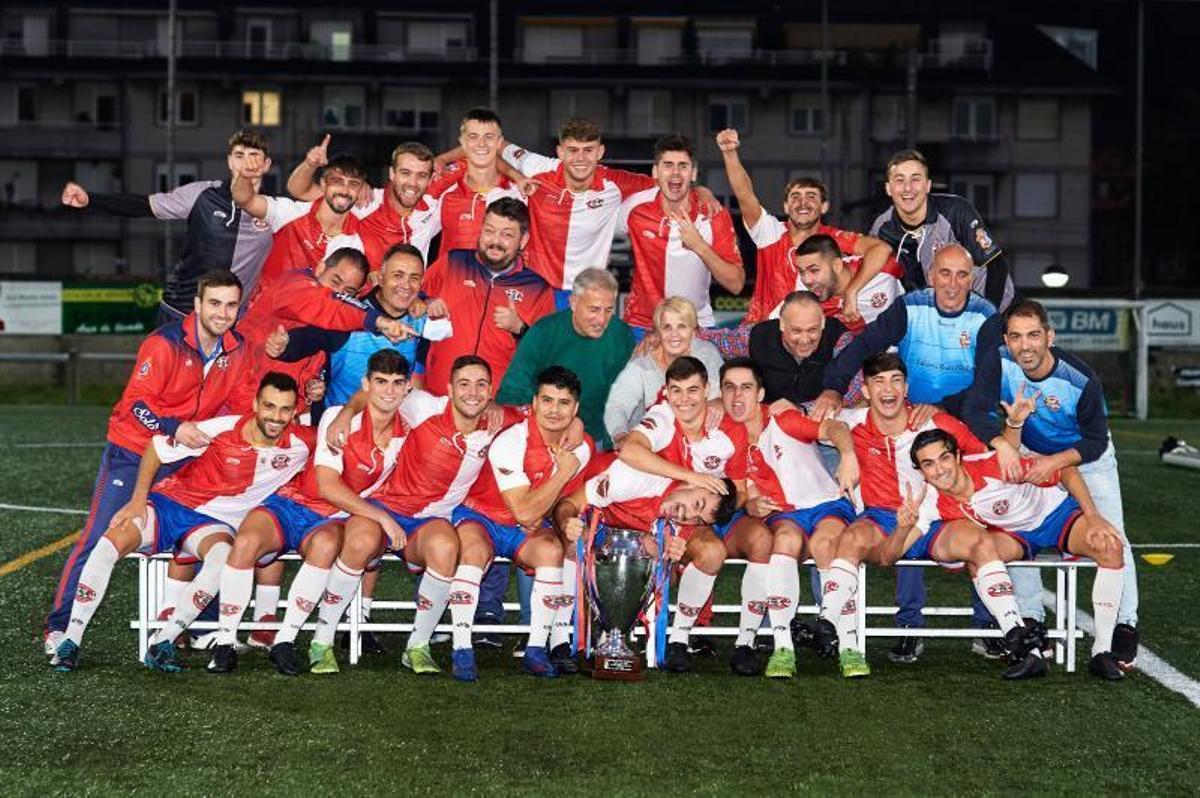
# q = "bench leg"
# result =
<box><xmin>1066</xmin><ymin>565</ymin><xmax>1079</xmax><ymax>673</ymax></box>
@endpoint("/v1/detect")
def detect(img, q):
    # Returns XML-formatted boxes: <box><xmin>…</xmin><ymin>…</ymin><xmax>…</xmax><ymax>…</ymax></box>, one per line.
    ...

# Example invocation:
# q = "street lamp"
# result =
<box><xmin>1041</xmin><ymin>264</ymin><xmax>1069</xmax><ymax>288</ymax></box>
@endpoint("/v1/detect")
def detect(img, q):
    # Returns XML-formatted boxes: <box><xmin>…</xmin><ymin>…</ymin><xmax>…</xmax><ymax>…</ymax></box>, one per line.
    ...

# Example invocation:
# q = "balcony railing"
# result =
<box><xmin>0</xmin><ymin>39</ymin><xmax>478</xmax><ymax>63</ymax></box>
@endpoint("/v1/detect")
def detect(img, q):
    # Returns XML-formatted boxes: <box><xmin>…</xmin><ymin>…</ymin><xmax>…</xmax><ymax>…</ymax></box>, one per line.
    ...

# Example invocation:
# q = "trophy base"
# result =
<box><xmin>591</xmin><ymin>653</ymin><xmax>644</xmax><ymax>682</ymax></box>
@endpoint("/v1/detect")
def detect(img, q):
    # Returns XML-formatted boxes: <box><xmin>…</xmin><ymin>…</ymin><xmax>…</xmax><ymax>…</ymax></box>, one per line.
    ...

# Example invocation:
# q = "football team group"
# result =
<box><xmin>43</xmin><ymin>106</ymin><xmax>1139</xmax><ymax>683</ymax></box>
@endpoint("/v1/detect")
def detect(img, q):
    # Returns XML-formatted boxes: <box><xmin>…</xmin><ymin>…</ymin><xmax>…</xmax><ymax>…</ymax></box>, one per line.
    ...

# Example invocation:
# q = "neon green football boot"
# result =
<box><xmin>309</xmin><ymin>642</ymin><xmax>339</xmax><ymax>675</ymax></box>
<box><xmin>765</xmin><ymin>648</ymin><xmax>797</xmax><ymax>679</ymax></box>
<box><xmin>401</xmin><ymin>643</ymin><xmax>441</xmax><ymax>675</ymax></box>
<box><xmin>839</xmin><ymin>649</ymin><xmax>871</xmax><ymax>678</ymax></box>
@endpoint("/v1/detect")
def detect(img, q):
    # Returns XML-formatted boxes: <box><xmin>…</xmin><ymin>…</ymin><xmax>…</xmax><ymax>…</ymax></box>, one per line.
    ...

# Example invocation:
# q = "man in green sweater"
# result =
<box><xmin>497</xmin><ymin>267</ymin><xmax>635</xmax><ymax>451</ymax></box>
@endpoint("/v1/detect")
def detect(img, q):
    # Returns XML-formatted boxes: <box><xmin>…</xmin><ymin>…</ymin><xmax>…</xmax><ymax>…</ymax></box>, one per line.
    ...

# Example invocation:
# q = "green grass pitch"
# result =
<box><xmin>1</xmin><ymin>406</ymin><xmax>1198</xmax><ymax>795</ymax></box>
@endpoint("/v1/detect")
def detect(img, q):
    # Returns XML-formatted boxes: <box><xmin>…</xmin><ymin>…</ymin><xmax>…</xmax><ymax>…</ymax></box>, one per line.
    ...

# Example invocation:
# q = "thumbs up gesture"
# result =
<box><xmin>493</xmin><ymin>294</ymin><xmax>525</xmax><ymax>334</ymax></box>
<box><xmin>264</xmin><ymin>324</ymin><xmax>289</xmax><ymax>359</ymax></box>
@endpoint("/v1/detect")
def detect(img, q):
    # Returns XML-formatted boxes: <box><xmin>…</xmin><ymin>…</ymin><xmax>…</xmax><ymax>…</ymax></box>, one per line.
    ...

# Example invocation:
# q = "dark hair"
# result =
<box><xmin>325</xmin><ymin>247</ymin><xmax>370</xmax><ymax>279</ymax></box>
<box><xmin>783</xmin><ymin>176</ymin><xmax>828</xmax><ymax>204</ymax></box>
<box><xmin>719</xmin><ymin>357</ymin><xmax>763</xmax><ymax>390</ymax></box>
<box><xmin>257</xmin><ymin>371</ymin><xmax>298</xmax><ymax>397</ymax></box>
<box><xmin>451</xmin><ymin>354</ymin><xmax>492</xmax><ymax>380</ymax></box>
<box><xmin>486</xmin><ymin>196</ymin><xmax>531</xmax><ymax>236</ymax></box>
<box><xmin>228</xmin><ymin>129</ymin><xmax>270</xmax><ymax>158</ymax></box>
<box><xmin>382</xmin><ymin>243</ymin><xmax>425</xmax><ymax>269</ymax></box>
<box><xmin>196</xmin><ymin>269</ymin><xmax>243</xmax><ymax>299</ymax></box>
<box><xmin>367</xmin><ymin>349</ymin><xmax>410</xmax><ymax>379</ymax></box>
<box><xmin>910</xmin><ymin>428</ymin><xmax>958</xmax><ymax>469</ymax></box>
<box><xmin>664</xmin><ymin>355</ymin><xmax>707</xmax><ymax>386</ymax></box>
<box><xmin>322</xmin><ymin>153</ymin><xmax>368</xmax><ymax>182</ymax></box>
<box><xmin>559</xmin><ymin>117</ymin><xmax>602</xmax><ymax>144</ymax></box>
<box><xmin>653</xmin><ymin>133</ymin><xmax>694</xmax><ymax>163</ymax></box>
<box><xmin>461</xmin><ymin>106</ymin><xmax>503</xmax><ymax>132</ymax></box>
<box><xmin>886</xmin><ymin>148</ymin><xmax>929</xmax><ymax>179</ymax></box>
<box><xmin>794</xmin><ymin>233</ymin><xmax>843</xmax><ymax>261</ymax></box>
<box><xmin>535</xmin><ymin>365</ymin><xmax>582</xmax><ymax>401</ymax></box>
<box><xmin>390</xmin><ymin>141</ymin><xmax>434</xmax><ymax>167</ymax></box>
<box><xmin>780</xmin><ymin>290</ymin><xmax>823</xmax><ymax>313</ymax></box>
<box><xmin>862</xmin><ymin>352</ymin><xmax>907</xmax><ymax>379</ymax></box>
<box><xmin>712</xmin><ymin>478</ymin><xmax>740</xmax><ymax>527</ymax></box>
<box><xmin>1004</xmin><ymin>298</ymin><xmax>1052</xmax><ymax>333</ymax></box>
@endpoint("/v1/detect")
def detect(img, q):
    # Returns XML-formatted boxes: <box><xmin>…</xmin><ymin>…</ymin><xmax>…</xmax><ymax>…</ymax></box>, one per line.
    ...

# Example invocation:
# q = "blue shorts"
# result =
<box><xmin>452</xmin><ymin>505</ymin><xmax>537</xmax><ymax>572</ymax></box>
<box><xmin>854</xmin><ymin>507</ymin><xmax>899</xmax><ymax>537</ymax></box>
<box><xmin>367</xmin><ymin>499</ymin><xmax>445</xmax><ymax>572</ymax></box>
<box><xmin>146</xmin><ymin>492</ymin><xmax>234</xmax><ymax>564</ymax></box>
<box><xmin>256</xmin><ymin>494</ymin><xmax>337</xmax><ymax>566</ymax></box>
<box><xmin>553</xmin><ymin>289</ymin><xmax>572</xmax><ymax>312</ymax></box>
<box><xmin>713</xmin><ymin>509</ymin><xmax>747</xmax><ymax>541</ymax></box>
<box><xmin>901</xmin><ymin>519</ymin><xmax>950</xmax><ymax>561</ymax></box>
<box><xmin>1001</xmin><ymin>497</ymin><xmax>1083</xmax><ymax>559</ymax></box>
<box><xmin>629</xmin><ymin>325</ymin><xmax>649</xmax><ymax>343</ymax></box>
<box><xmin>768</xmin><ymin>498</ymin><xmax>856</xmax><ymax>537</ymax></box>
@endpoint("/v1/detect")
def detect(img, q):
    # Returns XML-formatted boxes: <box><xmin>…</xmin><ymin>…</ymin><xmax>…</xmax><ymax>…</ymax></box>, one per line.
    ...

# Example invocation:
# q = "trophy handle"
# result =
<box><xmin>575</xmin><ymin>506</ymin><xmax>602</xmax><ymax>658</ymax></box>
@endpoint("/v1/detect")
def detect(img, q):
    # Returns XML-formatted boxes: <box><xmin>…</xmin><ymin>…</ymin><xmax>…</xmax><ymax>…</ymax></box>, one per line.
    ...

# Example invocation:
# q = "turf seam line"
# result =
<box><xmin>0</xmin><ymin>502</ymin><xmax>89</xmax><ymax>515</ymax></box>
<box><xmin>0</xmin><ymin>530</ymin><xmax>82</xmax><ymax>577</ymax></box>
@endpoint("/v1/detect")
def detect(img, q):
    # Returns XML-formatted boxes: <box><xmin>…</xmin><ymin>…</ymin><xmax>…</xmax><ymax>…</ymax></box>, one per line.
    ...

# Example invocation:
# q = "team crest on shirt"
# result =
<box><xmin>1044</xmin><ymin>395</ymin><xmax>1062</xmax><ymax>412</ymax></box>
<box><xmin>252</xmin><ymin>217</ymin><xmax>270</xmax><ymax>231</ymax></box>
<box><xmin>192</xmin><ymin>590</ymin><xmax>213</xmax><ymax>611</ymax></box>
<box><xmin>992</xmin><ymin>500</ymin><xmax>1010</xmax><ymax>516</ymax></box>
<box><xmin>959</xmin><ymin>331</ymin><xmax>971</xmax><ymax>348</ymax></box>
<box><xmin>214</xmin><ymin>355</ymin><xmax>229</xmax><ymax>371</ymax></box>
<box><xmin>586</xmin><ymin>197</ymin><xmax>606</xmax><ymax>209</ymax></box>
<box><xmin>137</xmin><ymin>360</ymin><xmax>152</xmax><ymax>377</ymax></box>
<box><xmin>596</xmin><ymin>475</ymin><xmax>610</xmax><ymax>499</ymax></box>
<box><xmin>271</xmin><ymin>454</ymin><xmax>291</xmax><ymax>470</ymax></box>
<box><xmin>703</xmin><ymin>455</ymin><xmax>721</xmax><ymax>470</ymax></box>
<box><xmin>870</xmin><ymin>292</ymin><xmax>888</xmax><ymax>308</ymax></box>
<box><xmin>504</xmin><ymin>288</ymin><xmax>524</xmax><ymax>304</ymax></box>
<box><xmin>975</xmin><ymin>227</ymin><xmax>994</xmax><ymax>251</ymax></box>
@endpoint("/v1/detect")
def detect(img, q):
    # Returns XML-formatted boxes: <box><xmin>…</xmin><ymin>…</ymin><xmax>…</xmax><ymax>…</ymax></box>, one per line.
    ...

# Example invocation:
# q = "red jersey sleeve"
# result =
<box><xmin>603</xmin><ymin>166</ymin><xmax>656</xmax><ymax>199</ymax></box>
<box><xmin>773</xmin><ymin>409</ymin><xmax>822</xmax><ymax>443</ymax></box>
<box><xmin>120</xmin><ymin>335</ymin><xmax>183</xmax><ymax>436</ymax></box>
<box><xmin>426</xmin><ymin>160</ymin><xmax>465</xmax><ymax>198</ymax></box>
<box><xmin>422</xmin><ymin>258</ymin><xmax>446</xmax><ymax>298</ymax></box>
<box><xmin>1022</xmin><ymin>456</ymin><xmax>1062</xmax><ymax>487</ymax></box>
<box><xmin>933</xmin><ymin>412</ymin><xmax>987</xmax><ymax>454</ymax></box>
<box><xmin>275</xmin><ymin>276</ymin><xmax>371</xmax><ymax>332</ymax></box>
<box><xmin>709</xmin><ymin>207</ymin><xmax>743</xmax><ymax>267</ymax></box>
<box><xmin>517</xmin><ymin>281</ymin><xmax>556</xmax><ymax>327</ymax></box>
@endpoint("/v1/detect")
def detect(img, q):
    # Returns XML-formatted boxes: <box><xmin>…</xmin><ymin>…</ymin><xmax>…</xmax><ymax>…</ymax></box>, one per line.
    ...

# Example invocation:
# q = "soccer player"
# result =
<box><xmin>60</xmin><ymin>130</ymin><xmax>275</xmax><ymax>323</ymax></box>
<box><xmin>617</xmin><ymin>134</ymin><xmax>744</xmax><ymax>335</ymax></box>
<box><xmin>287</xmin><ymin>137</ymin><xmax>441</xmax><ymax>271</ymax></box>
<box><xmin>448</xmin><ymin>366</ymin><xmax>594</xmax><ymax>681</ymax></box>
<box><xmin>53</xmin><ymin>373</ymin><xmax>313</xmax><ymax>672</ymax></box>
<box><xmin>315</xmin><ymin>356</ymin><xmax>522</xmax><ymax>677</ymax></box>
<box><xmin>871</xmin><ymin>148</ymin><xmax>1014</xmax><ymax>310</ymax></box>
<box><xmin>421</xmin><ymin>198</ymin><xmax>555</xmax><ymax>393</ymax></box>
<box><xmin>207</xmin><ymin>351</ymin><xmax>412</xmax><ymax>675</ymax></box>
<box><xmin>906</xmin><ymin>428</ymin><xmax>1128</xmax><ymax>680</ymax></box>
<box><xmin>986</xmin><ymin>299</ymin><xmax>1140</xmax><ymax>670</ymax></box>
<box><xmin>721</xmin><ymin>358</ymin><xmax>860</xmax><ymax>679</ymax></box>
<box><xmin>818</xmin><ymin>352</ymin><xmax>993</xmax><ymax>674</ymax></box>
<box><xmin>43</xmin><ymin>271</ymin><xmax>251</xmax><ymax>654</ymax></box>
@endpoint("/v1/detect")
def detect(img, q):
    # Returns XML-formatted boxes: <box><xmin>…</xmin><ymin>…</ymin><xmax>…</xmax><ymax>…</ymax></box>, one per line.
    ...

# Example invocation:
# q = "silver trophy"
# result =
<box><xmin>586</xmin><ymin>527</ymin><xmax>657</xmax><ymax>680</ymax></box>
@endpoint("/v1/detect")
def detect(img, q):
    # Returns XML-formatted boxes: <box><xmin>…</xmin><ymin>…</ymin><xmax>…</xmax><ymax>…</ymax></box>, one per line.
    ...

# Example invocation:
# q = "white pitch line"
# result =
<box><xmin>0</xmin><ymin>502</ymin><xmax>88</xmax><ymax>516</ymax></box>
<box><xmin>1042</xmin><ymin>591</ymin><xmax>1200</xmax><ymax>709</ymax></box>
<box><xmin>9</xmin><ymin>442</ymin><xmax>106</xmax><ymax>449</ymax></box>
<box><xmin>1131</xmin><ymin>543</ymin><xmax>1200</xmax><ymax>549</ymax></box>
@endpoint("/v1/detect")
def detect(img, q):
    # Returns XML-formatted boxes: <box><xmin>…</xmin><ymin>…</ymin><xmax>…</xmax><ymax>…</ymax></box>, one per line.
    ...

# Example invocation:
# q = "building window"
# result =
<box><xmin>242</xmin><ymin>90</ymin><xmax>281</xmax><ymax>127</ymax></box>
<box><xmin>383</xmin><ymin>87</ymin><xmax>440</xmax><ymax>131</ymax></box>
<box><xmin>1017</xmin><ymin>98</ymin><xmax>1060</xmax><ymax>141</ymax></box>
<box><xmin>950</xmin><ymin>174</ymin><xmax>993</xmax><ymax>217</ymax></box>
<box><xmin>406</xmin><ymin>20</ymin><xmax>468</xmax><ymax>55</ymax></box>
<box><xmin>708</xmin><ymin>94</ymin><xmax>749</xmax><ymax>133</ymax></box>
<box><xmin>322</xmin><ymin>86</ymin><xmax>365</xmax><ymax>129</ymax></box>
<box><xmin>695</xmin><ymin>24</ymin><xmax>753</xmax><ymax>63</ymax></box>
<box><xmin>158</xmin><ymin>87</ymin><xmax>199</xmax><ymax>126</ymax></box>
<box><xmin>95</xmin><ymin>93</ymin><xmax>117</xmax><ymax>128</ymax></box>
<box><xmin>870</xmin><ymin>95</ymin><xmax>907</xmax><ymax>142</ymax></box>
<box><xmin>549</xmin><ymin>90</ymin><xmax>610</xmax><ymax>134</ymax></box>
<box><xmin>952</xmin><ymin>97</ymin><xmax>995</xmax><ymax>140</ymax></box>
<box><xmin>246</xmin><ymin>18</ymin><xmax>272</xmax><ymax>59</ymax></box>
<box><xmin>789</xmin><ymin>94</ymin><xmax>825</xmax><ymax>135</ymax></box>
<box><xmin>522</xmin><ymin>23</ymin><xmax>583</xmax><ymax>63</ymax></box>
<box><xmin>155</xmin><ymin>162</ymin><xmax>199</xmax><ymax>193</ymax></box>
<box><xmin>1014</xmin><ymin>173</ymin><xmax>1058</xmax><ymax>219</ymax></box>
<box><xmin>16</xmin><ymin>85</ymin><xmax>37</xmax><ymax>123</ymax></box>
<box><xmin>627</xmin><ymin>90</ymin><xmax>671</xmax><ymax>135</ymax></box>
<box><xmin>0</xmin><ymin>160</ymin><xmax>38</xmax><ymax>205</ymax></box>
<box><xmin>311</xmin><ymin>21</ymin><xmax>353</xmax><ymax>61</ymax></box>
<box><xmin>634</xmin><ymin>21</ymin><xmax>683</xmax><ymax>66</ymax></box>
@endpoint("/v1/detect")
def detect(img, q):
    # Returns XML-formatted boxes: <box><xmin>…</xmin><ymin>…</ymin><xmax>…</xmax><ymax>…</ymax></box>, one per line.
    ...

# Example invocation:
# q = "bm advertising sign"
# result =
<box><xmin>1043</xmin><ymin>304</ymin><xmax>1130</xmax><ymax>352</ymax></box>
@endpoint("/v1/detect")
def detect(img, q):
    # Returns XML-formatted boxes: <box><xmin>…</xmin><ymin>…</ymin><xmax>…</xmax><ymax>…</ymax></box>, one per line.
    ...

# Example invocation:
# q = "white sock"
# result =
<box><xmin>1092</xmin><ymin>566</ymin><xmax>1123</xmax><ymax>656</ymax></box>
<box><xmin>313</xmin><ymin>559</ymin><xmax>362</xmax><ymax>646</ymax></box>
<box><xmin>669</xmin><ymin>564</ymin><xmax>717</xmax><ymax>645</ymax></box>
<box><xmin>215</xmin><ymin>565</ymin><xmax>254</xmax><ymax>646</ymax></box>
<box><xmin>360</xmin><ymin>596</ymin><xmax>374</xmax><ymax>622</ymax></box>
<box><xmin>736</xmin><ymin>562</ymin><xmax>769</xmax><ymax>647</ymax></box>
<box><xmin>274</xmin><ymin>563</ymin><xmax>331</xmax><ymax>645</ymax></box>
<box><xmin>816</xmin><ymin>568</ymin><xmax>831</xmax><ymax>606</ymax></box>
<box><xmin>162</xmin><ymin>576</ymin><xmax>188</xmax><ymax>616</ymax></box>
<box><xmin>972</xmin><ymin>560</ymin><xmax>1022</xmax><ymax>634</ymax></box>
<box><xmin>449</xmin><ymin>565</ymin><xmax>483</xmax><ymax>650</ymax></box>
<box><xmin>550</xmin><ymin>558</ymin><xmax>577</xmax><ymax>649</ymax></box>
<box><xmin>152</xmin><ymin>542</ymin><xmax>230</xmax><ymax>646</ymax></box>
<box><xmin>528</xmin><ymin>566</ymin><xmax>562</xmax><ymax>649</ymax></box>
<box><xmin>254</xmin><ymin>584</ymin><xmax>280</xmax><ymax>620</ymax></box>
<box><xmin>408</xmin><ymin>568</ymin><xmax>452</xmax><ymax>649</ymax></box>
<box><xmin>64</xmin><ymin>537</ymin><xmax>121</xmax><ymax>646</ymax></box>
<box><xmin>818</xmin><ymin>558</ymin><xmax>860</xmax><ymax>652</ymax></box>
<box><xmin>767</xmin><ymin>553</ymin><xmax>800</xmax><ymax>651</ymax></box>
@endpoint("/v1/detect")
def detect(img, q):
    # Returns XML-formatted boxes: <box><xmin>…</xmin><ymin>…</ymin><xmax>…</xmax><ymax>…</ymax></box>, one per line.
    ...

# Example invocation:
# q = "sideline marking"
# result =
<box><xmin>0</xmin><ymin>530</ymin><xmax>81</xmax><ymax>577</ymax></box>
<box><xmin>0</xmin><ymin>502</ymin><xmax>89</xmax><ymax>516</ymax></box>
<box><xmin>1131</xmin><ymin>543</ymin><xmax>1200</xmax><ymax>549</ymax></box>
<box><xmin>10</xmin><ymin>442</ymin><xmax>106</xmax><ymax>449</ymax></box>
<box><xmin>1042</xmin><ymin>591</ymin><xmax>1200</xmax><ymax>709</ymax></box>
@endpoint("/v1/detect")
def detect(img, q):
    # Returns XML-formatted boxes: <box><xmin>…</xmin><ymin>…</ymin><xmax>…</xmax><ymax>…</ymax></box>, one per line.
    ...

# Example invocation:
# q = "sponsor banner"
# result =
<box><xmin>1044</xmin><ymin>304</ymin><xmax>1129</xmax><ymax>352</ymax></box>
<box><xmin>0</xmin><ymin>281</ymin><xmax>63</xmax><ymax>334</ymax></box>
<box><xmin>1145</xmin><ymin>300</ymin><xmax>1200</xmax><ymax>347</ymax></box>
<box><xmin>62</xmin><ymin>283</ymin><xmax>161</xmax><ymax>335</ymax></box>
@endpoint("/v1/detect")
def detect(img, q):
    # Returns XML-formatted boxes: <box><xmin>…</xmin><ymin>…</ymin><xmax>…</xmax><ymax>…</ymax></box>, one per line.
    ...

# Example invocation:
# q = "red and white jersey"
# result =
<box><xmin>372</xmin><ymin>390</ymin><xmax>524</xmax><ymax>518</ymax></box>
<box><xmin>768</xmin><ymin>258</ymin><xmax>905</xmax><ymax>334</ymax></box>
<box><xmin>253</xmin><ymin>197</ymin><xmax>369</xmax><ymax>300</ymax></box>
<box><xmin>633</xmin><ymin>402</ymin><xmax>749</xmax><ymax>481</ymax></box>
<box><xmin>465</xmin><ymin>417</ymin><xmax>593</xmax><ymax>526</ymax></box>
<box><xmin>426</xmin><ymin>161</ymin><xmax>524</xmax><ymax>261</ymax></box>
<box><xmin>838</xmin><ymin>407</ymin><xmax>986</xmax><ymax>511</ymax></box>
<box><xmin>278</xmin><ymin>405</ymin><xmax>410</xmax><ymax>517</ymax></box>
<box><xmin>355</xmin><ymin>188</ymin><xmax>442</xmax><ymax>271</ymax></box>
<box><xmin>618</xmin><ymin>188</ymin><xmax>743</xmax><ymax>329</ymax></box>
<box><xmin>744</xmin><ymin>215</ymin><xmax>868</xmax><ymax>325</ymax></box>
<box><xmin>584</xmin><ymin>459</ymin><xmax>677</xmax><ymax>532</ymax></box>
<box><xmin>151</xmin><ymin>415</ymin><xmax>314</xmax><ymax>527</ymax></box>
<box><xmin>503</xmin><ymin>145</ymin><xmax>655</xmax><ymax>289</ymax></box>
<box><xmin>916</xmin><ymin>452</ymin><xmax>1067</xmax><ymax>534</ymax></box>
<box><xmin>742</xmin><ymin>407</ymin><xmax>842</xmax><ymax>512</ymax></box>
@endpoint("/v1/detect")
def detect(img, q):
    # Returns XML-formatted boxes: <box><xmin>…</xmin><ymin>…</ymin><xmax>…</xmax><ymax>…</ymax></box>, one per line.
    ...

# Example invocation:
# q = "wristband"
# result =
<box><xmin>1005</xmin><ymin>419</ymin><xmax>1025</xmax><ymax>429</ymax></box>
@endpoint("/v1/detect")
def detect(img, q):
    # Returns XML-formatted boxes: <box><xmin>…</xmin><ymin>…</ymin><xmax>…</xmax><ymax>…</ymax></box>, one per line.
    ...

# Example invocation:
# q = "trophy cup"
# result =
<box><xmin>586</xmin><ymin>526</ymin><xmax>658</xmax><ymax>681</ymax></box>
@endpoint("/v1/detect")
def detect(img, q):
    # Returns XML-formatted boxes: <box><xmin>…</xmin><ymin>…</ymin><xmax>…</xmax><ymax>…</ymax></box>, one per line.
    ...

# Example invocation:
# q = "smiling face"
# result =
<box><xmin>388</xmin><ymin>153</ymin><xmax>433</xmax><ymax>210</ymax></box>
<box><xmin>321</xmin><ymin>167</ymin><xmax>364</xmax><ymax>215</ymax></box>
<box><xmin>377</xmin><ymin>252</ymin><xmax>424</xmax><ymax>315</ymax></box>
<box><xmin>314</xmin><ymin>256</ymin><xmax>366</xmax><ymax>296</ymax></box>
<box><xmin>655</xmin><ymin>309</ymin><xmax>696</xmax><ymax>359</ymax></box>
<box><xmin>720</xmin><ymin>366</ymin><xmax>763</xmax><ymax>424</ymax></box>
<box><xmin>449</xmin><ymin>364</ymin><xmax>492</xmax><ymax>420</ymax></box>
<box><xmin>652</xmin><ymin>150</ymin><xmax>694</xmax><ymax>204</ymax></box>
<box><xmin>665</xmin><ymin>373</ymin><xmax>707</xmax><ymax>427</ymax></box>
<box><xmin>782</xmin><ymin>184</ymin><xmax>828</xmax><ymax>231</ymax></box>
<box><xmin>194</xmin><ymin>284</ymin><xmax>240</xmax><ymax>340</ymax></box>
<box><xmin>861</xmin><ymin>368</ymin><xmax>908</xmax><ymax>422</ymax></box>
<box><xmin>914</xmin><ymin>439</ymin><xmax>964</xmax><ymax>492</ymax></box>
<box><xmin>557</xmin><ymin>137</ymin><xmax>604</xmax><ymax>189</ymax></box>
<box><xmin>1005</xmin><ymin>313</ymin><xmax>1055</xmax><ymax>377</ymax></box>
<box><xmin>363</xmin><ymin>369</ymin><xmax>409</xmax><ymax>415</ymax></box>
<box><xmin>794</xmin><ymin>252</ymin><xmax>843</xmax><ymax>302</ymax></box>
<box><xmin>476</xmin><ymin>212</ymin><xmax>527</xmax><ymax>272</ymax></box>
<box><xmin>659</xmin><ymin>486</ymin><xmax>723</xmax><ymax>526</ymax></box>
<box><xmin>779</xmin><ymin>300</ymin><xmax>824</xmax><ymax>360</ymax></box>
<box><xmin>460</xmin><ymin>119</ymin><xmax>502</xmax><ymax>170</ymax></box>
<box><xmin>569</xmin><ymin>286</ymin><xmax>616</xmax><ymax>339</ymax></box>
<box><xmin>253</xmin><ymin>385</ymin><xmax>298</xmax><ymax>442</ymax></box>
<box><xmin>930</xmin><ymin>246</ymin><xmax>974</xmax><ymax>314</ymax></box>
<box><xmin>885</xmin><ymin>158</ymin><xmax>931</xmax><ymax>221</ymax></box>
